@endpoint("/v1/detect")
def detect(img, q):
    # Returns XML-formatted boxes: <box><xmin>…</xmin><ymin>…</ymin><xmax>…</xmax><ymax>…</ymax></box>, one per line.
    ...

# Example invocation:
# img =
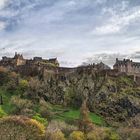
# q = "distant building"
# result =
<box><xmin>96</xmin><ymin>62</ymin><xmax>111</xmax><ymax>70</ymax></box>
<box><xmin>113</xmin><ymin>58</ymin><xmax>140</xmax><ymax>76</ymax></box>
<box><xmin>0</xmin><ymin>52</ymin><xmax>26</xmax><ymax>67</ymax></box>
<box><xmin>0</xmin><ymin>52</ymin><xmax>60</xmax><ymax>68</ymax></box>
<box><xmin>33</xmin><ymin>57</ymin><xmax>42</xmax><ymax>61</ymax></box>
<box><xmin>48</xmin><ymin>58</ymin><xmax>59</xmax><ymax>67</ymax></box>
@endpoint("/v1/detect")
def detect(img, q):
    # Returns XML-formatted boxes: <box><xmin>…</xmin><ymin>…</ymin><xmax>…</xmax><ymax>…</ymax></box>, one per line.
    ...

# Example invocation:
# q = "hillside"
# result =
<box><xmin>0</xmin><ymin>66</ymin><xmax>140</xmax><ymax>139</ymax></box>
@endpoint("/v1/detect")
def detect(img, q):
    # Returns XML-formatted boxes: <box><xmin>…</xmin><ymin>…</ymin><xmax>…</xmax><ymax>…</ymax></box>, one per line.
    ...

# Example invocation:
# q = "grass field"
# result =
<box><xmin>52</xmin><ymin>105</ymin><xmax>105</xmax><ymax>126</ymax></box>
<box><xmin>0</xmin><ymin>88</ymin><xmax>14</xmax><ymax>114</ymax></box>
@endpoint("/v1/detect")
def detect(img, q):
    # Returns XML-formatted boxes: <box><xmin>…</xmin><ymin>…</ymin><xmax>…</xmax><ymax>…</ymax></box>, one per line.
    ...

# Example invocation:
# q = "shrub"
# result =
<box><xmin>19</xmin><ymin>79</ymin><xmax>29</xmax><ymax>91</ymax></box>
<box><xmin>86</xmin><ymin>127</ymin><xmax>120</xmax><ymax>140</ymax></box>
<box><xmin>27</xmin><ymin>77</ymin><xmax>41</xmax><ymax>100</ymax></box>
<box><xmin>87</xmin><ymin>130</ymin><xmax>101</xmax><ymax>140</ymax></box>
<box><xmin>33</xmin><ymin>113</ymin><xmax>48</xmax><ymax>127</ymax></box>
<box><xmin>0</xmin><ymin>116</ymin><xmax>45</xmax><ymax>140</ymax></box>
<box><xmin>10</xmin><ymin>96</ymin><xmax>33</xmax><ymax>115</ymax></box>
<box><xmin>45</xmin><ymin>130</ymin><xmax>66</xmax><ymax>140</ymax></box>
<box><xmin>47</xmin><ymin>120</ymin><xmax>78</xmax><ymax>136</ymax></box>
<box><xmin>69</xmin><ymin>131</ymin><xmax>85</xmax><ymax>140</ymax></box>
<box><xmin>118</xmin><ymin>127</ymin><xmax>140</xmax><ymax>140</ymax></box>
<box><xmin>103</xmin><ymin>128</ymin><xmax>120</xmax><ymax>140</ymax></box>
<box><xmin>6</xmin><ymin>72</ymin><xmax>19</xmax><ymax>90</ymax></box>
<box><xmin>129</xmin><ymin>129</ymin><xmax>140</xmax><ymax>140</ymax></box>
<box><xmin>6</xmin><ymin>80</ymin><xmax>17</xmax><ymax>91</ymax></box>
<box><xmin>39</xmin><ymin>99</ymin><xmax>52</xmax><ymax>119</ymax></box>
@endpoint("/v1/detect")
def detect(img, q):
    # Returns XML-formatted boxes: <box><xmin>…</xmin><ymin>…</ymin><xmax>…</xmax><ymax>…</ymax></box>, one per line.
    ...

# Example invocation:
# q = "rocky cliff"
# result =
<box><xmin>31</xmin><ymin>68</ymin><xmax>140</xmax><ymax>126</ymax></box>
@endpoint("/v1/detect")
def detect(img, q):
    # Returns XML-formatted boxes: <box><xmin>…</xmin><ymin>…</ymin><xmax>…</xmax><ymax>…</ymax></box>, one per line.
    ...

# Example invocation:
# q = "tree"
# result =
<box><xmin>79</xmin><ymin>99</ymin><xmax>94</xmax><ymax>133</ymax></box>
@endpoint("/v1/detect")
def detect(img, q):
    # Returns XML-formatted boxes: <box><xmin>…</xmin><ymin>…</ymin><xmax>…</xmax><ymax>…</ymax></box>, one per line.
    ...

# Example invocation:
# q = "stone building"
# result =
<box><xmin>113</xmin><ymin>58</ymin><xmax>140</xmax><ymax>76</ymax></box>
<box><xmin>0</xmin><ymin>52</ymin><xmax>26</xmax><ymax>67</ymax></box>
<box><xmin>0</xmin><ymin>53</ymin><xmax>60</xmax><ymax>76</ymax></box>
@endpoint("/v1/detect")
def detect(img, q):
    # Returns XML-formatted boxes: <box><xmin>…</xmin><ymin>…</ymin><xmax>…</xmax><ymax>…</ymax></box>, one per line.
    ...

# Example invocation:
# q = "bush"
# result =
<box><xmin>39</xmin><ymin>99</ymin><xmax>52</xmax><ymax>119</ymax></box>
<box><xmin>87</xmin><ymin>130</ymin><xmax>101</xmax><ymax>140</ymax></box>
<box><xmin>103</xmin><ymin>128</ymin><xmax>120</xmax><ymax>140</ymax></box>
<box><xmin>87</xmin><ymin>127</ymin><xmax>120</xmax><ymax>140</ymax></box>
<box><xmin>69</xmin><ymin>131</ymin><xmax>85</xmax><ymax>140</ymax></box>
<box><xmin>0</xmin><ymin>116</ymin><xmax>45</xmax><ymax>140</ymax></box>
<box><xmin>27</xmin><ymin>77</ymin><xmax>41</xmax><ymax>100</ymax></box>
<box><xmin>47</xmin><ymin>120</ymin><xmax>78</xmax><ymax>136</ymax></box>
<box><xmin>10</xmin><ymin>96</ymin><xmax>33</xmax><ymax>115</ymax></box>
<box><xmin>33</xmin><ymin>113</ymin><xmax>48</xmax><ymax>127</ymax></box>
<box><xmin>45</xmin><ymin>130</ymin><xmax>66</xmax><ymax>140</ymax></box>
<box><xmin>6</xmin><ymin>72</ymin><xmax>19</xmax><ymax>91</ymax></box>
<box><xmin>19</xmin><ymin>79</ymin><xmax>29</xmax><ymax>91</ymax></box>
<box><xmin>118</xmin><ymin>127</ymin><xmax>140</xmax><ymax>140</ymax></box>
<box><xmin>129</xmin><ymin>129</ymin><xmax>140</xmax><ymax>140</ymax></box>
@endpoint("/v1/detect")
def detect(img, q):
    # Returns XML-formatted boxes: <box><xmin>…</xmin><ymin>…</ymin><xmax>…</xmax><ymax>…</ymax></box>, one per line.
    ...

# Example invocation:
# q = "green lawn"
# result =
<box><xmin>0</xmin><ymin>88</ymin><xmax>14</xmax><ymax>115</ymax></box>
<box><xmin>52</xmin><ymin>106</ymin><xmax>105</xmax><ymax>126</ymax></box>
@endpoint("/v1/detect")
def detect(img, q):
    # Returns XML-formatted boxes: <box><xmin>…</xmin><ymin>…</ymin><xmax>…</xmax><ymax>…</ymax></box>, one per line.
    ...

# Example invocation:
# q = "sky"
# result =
<box><xmin>0</xmin><ymin>0</ymin><xmax>140</xmax><ymax>67</ymax></box>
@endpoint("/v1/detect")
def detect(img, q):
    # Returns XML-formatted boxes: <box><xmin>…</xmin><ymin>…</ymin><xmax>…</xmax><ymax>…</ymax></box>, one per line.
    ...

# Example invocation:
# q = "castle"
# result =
<box><xmin>1</xmin><ymin>53</ymin><xmax>140</xmax><ymax>82</ymax></box>
<box><xmin>0</xmin><ymin>53</ymin><xmax>111</xmax><ymax>77</ymax></box>
<box><xmin>0</xmin><ymin>52</ymin><xmax>59</xmax><ymax>67</ymax></box>
<box><xmin>113</xmin><ymin>58</ymin><xmax>140</xmax><ymax>77</ymax></box>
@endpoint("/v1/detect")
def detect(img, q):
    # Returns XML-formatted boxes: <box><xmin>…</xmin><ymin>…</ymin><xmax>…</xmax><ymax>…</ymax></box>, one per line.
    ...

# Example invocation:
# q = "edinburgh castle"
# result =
<box><xmin>0</xmin><ymin>53</ymin><xmax>140</xmax><ymax>83</ymax></box>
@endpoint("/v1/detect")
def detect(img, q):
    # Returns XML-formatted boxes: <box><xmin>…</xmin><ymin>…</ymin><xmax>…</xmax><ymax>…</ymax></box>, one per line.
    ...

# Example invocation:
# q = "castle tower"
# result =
<box><xmin>13</xmin><ymin>52</ymin><xmax>25</xmax><ymax>66</ymax></box>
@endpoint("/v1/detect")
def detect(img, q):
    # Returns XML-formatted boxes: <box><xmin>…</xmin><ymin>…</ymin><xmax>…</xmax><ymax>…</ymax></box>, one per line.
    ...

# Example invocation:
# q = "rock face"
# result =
<box><xmin>33</xmin><ymin>68</ymin><xmax>140</xmax><ymax>124</ymax></box>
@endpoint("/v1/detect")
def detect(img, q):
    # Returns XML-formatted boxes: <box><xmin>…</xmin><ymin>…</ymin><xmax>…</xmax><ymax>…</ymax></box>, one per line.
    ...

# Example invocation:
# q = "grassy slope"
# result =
<box><xmin>0</xmin><ymin>88</ymin><xmax>14</xmax><ymax>117</ymax></box>
<box><xmin>51</xmin><ymin>106</ymin><xmax>105</xmax><ymax>126</ymax></box>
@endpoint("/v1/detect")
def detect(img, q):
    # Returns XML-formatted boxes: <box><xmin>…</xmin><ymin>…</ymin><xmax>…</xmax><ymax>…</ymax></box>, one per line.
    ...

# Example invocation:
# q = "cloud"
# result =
<box><xmin>82</xmin><ymin>51</ymin><xmax>140</xmax><ymax>67</ymax></box>
<box><xmin>0</xmin><ymin>21</ymin><xmax>6</xmax><ymax>30</ymax></box>
<box><xmin>0</xmin><ymin>0</ymin><xmax>140</xmax><ymax>67</ymax></box>
<box><xmin>95</xmin><ymin>0</ymin><xmax>107</xmax><ymax>5</ymax></box>
<box><xmin>94</xmin><ymin>24</ymin><xmax>120</xmax><ymax>34</ymax></box>
<box><xmin>92</xmin><ymin>4</ymin><xmax>140</xmax><ymax>35</ymax></box>
<box><xmin>0</xmin><ymin>0</ymin><xmax>8</xmax><ymax>9</ymax></box>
